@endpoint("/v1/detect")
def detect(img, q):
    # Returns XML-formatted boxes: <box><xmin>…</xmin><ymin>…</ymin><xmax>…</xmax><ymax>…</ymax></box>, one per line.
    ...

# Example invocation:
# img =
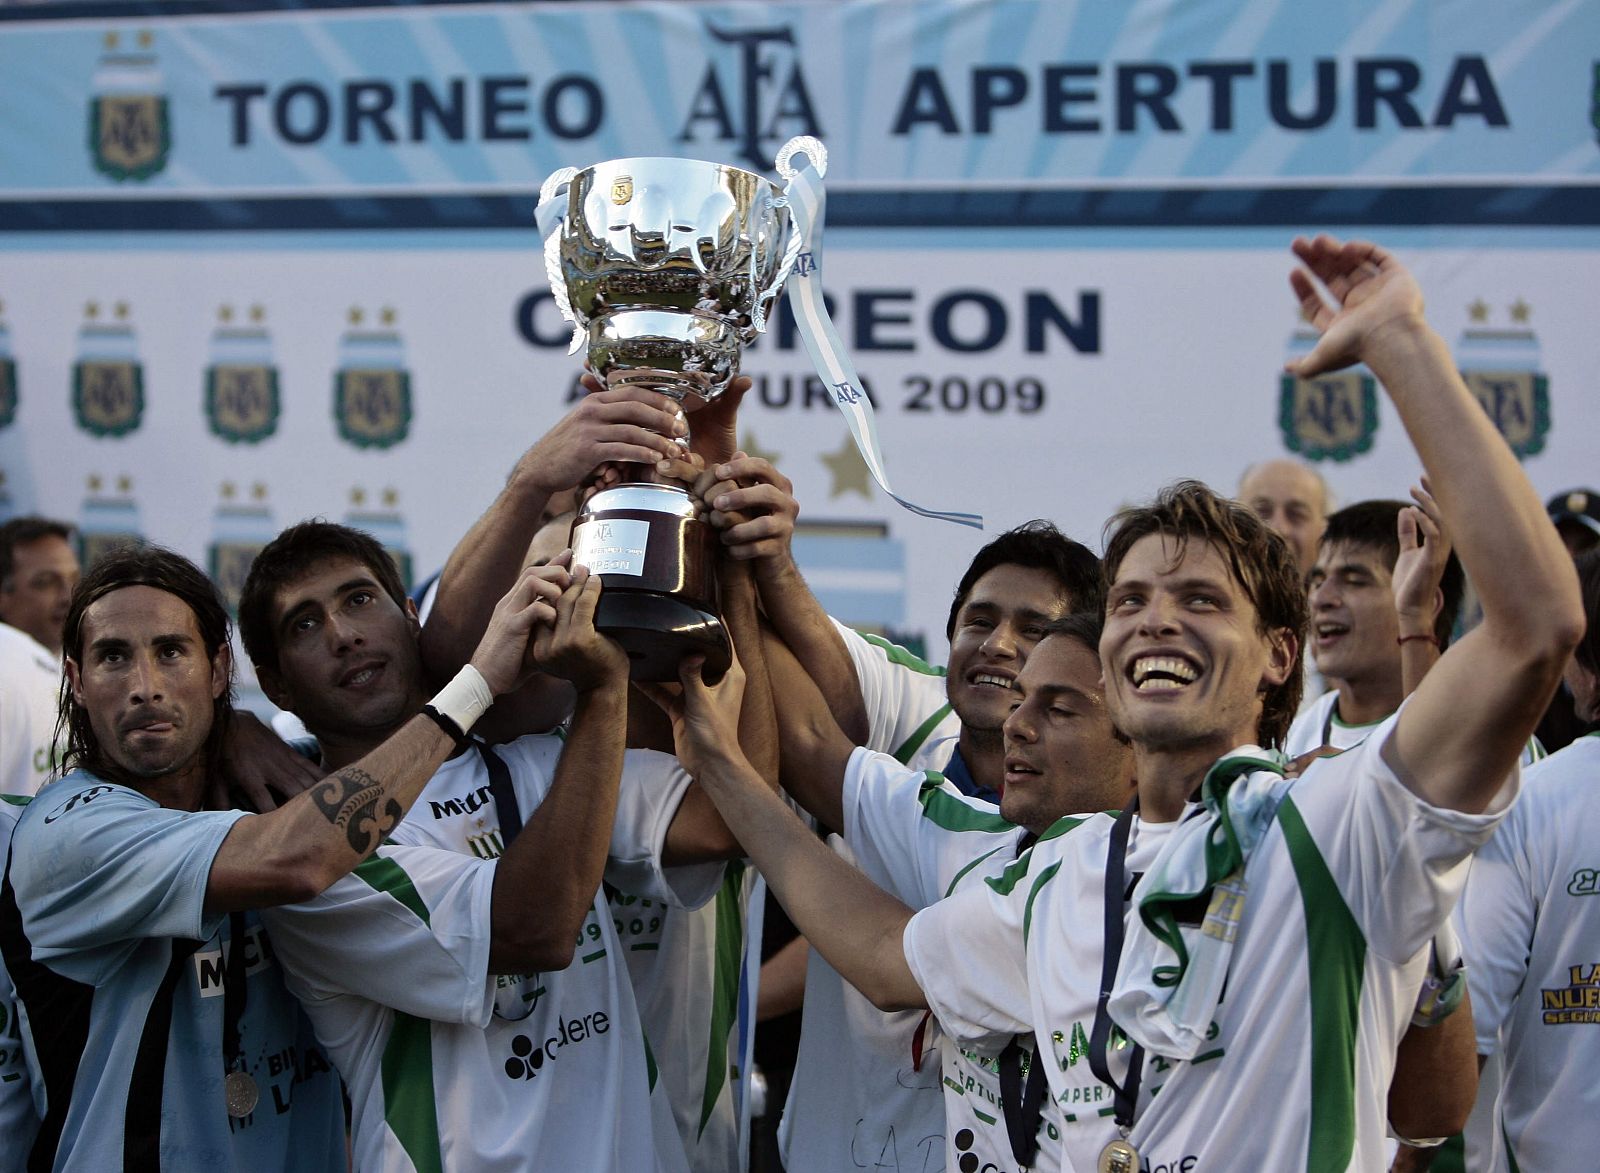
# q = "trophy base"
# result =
<box><xmin>594</xmin><ymin>590</ymin><xmax>731</xmax><ymax>685</ymax></box>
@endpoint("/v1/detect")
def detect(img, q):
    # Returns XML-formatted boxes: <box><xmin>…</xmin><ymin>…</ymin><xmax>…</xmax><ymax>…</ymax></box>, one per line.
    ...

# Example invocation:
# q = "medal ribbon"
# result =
<box><xmin>222</xmin><ymin>911</ymin><xmax>249</xmax><ymax>1078</ymax></box>
<box><xmin>1088</xmin><ymin>803</ymin><xmax>1145</xmax><ymax>1140</ymax></box>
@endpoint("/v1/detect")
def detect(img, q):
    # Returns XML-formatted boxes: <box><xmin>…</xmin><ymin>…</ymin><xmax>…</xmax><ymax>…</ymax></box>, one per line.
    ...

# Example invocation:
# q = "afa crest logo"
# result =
<box><xmin>79</xmin><ymin>473</ymin><xmax>144</xmax><ymax>567</ymax></box>
<box><xmin>1455</xmin><ymin>299</ymin><xmax>1551</xmax><ymax>460</ymax></box>
<box><xmin>208</xmin><ymin>482</ymin><xmax>275</xmax><ymax>615</ymax></box>
<box><xmin>206</xmin><ymin>305</ymin><xmax>280</xmax><ymax>444</ymax></box>
<box><xmin>89</xmin><ymin>31</ymin><xmax>170</xmax><ymax>182</ymax></box>
<box><xmin>1278</xmin><ymin>327</ymin><xmax>1377</xmax><ymax>462</ymax></box>
<box><xmin>334</xmin><ymin>307</ymin><xmax>412</xmax><ymax>449</ymax></box>
<box><xmin>72</xmin><ymin>301</ymin><xmax>144</xmax><ymax>438</ymax></box>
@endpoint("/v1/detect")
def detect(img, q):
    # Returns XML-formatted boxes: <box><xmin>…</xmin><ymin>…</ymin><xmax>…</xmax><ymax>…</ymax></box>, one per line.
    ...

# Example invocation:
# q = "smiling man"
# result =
<box><xmin>647</xmin><ymin>235</ymin><xmax>1582</xmax><ymax>1172</ymax></box>
<box><xmin>236</xmin><ymin>521</ymin><xmax>749</xmax><ymax>1173</ymax></box>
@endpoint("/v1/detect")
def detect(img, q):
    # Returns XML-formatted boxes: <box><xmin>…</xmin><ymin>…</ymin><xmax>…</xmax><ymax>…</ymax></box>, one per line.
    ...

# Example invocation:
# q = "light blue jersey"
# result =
<box><xmin>0</xmin><ymin>795</ymin><xmax>42</xmax><ymax>1173</ymax></box>
<box><xmin>1</xmin><ymin>772</ymin><xmax>345</xmax><ymax>1172</ymax></box>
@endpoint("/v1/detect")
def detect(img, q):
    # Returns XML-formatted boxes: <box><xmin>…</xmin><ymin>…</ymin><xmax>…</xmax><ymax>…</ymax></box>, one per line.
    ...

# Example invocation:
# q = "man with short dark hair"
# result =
<box><xmin>0</xmin><ymin>543</ymin><xmax>551</xmax><ymax>1170</ymax></box>
<box><xmin>0</xmin><ymin>516</ymin><xmax>78</xmax><ymax>797</ymax></box>
<box><xmin>654</xmin><ymin>236</ymin><xmax>1582</xmax><ymax>1171</ymax></box>
<box><xmin>237</xmin><ymin>520</ymin><xmax>748</xmax><ymax>1172</ymax></box>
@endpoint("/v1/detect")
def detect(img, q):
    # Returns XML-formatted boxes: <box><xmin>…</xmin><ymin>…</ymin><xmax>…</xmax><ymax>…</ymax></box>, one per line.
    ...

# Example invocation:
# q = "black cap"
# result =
<box><xmin>1546</xmin><ymin>489</ymin><xmax>1600</xmax><ymax>538</ymax></box>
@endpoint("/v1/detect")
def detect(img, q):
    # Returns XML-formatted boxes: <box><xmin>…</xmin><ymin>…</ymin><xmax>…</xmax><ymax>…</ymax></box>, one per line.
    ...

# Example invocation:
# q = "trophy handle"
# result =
<box><xmin>753</xmin><ymin>138</ymin><xmax>829</xmax><ymax>335</ymax></box>
<box><xmin>539</xmin><ymin>167</ymin><xmax>586</xmax><ymax>355</ymax></box>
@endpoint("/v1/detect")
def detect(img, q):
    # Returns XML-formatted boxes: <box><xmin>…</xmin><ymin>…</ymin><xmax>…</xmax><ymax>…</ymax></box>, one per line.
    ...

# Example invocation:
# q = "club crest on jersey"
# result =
<box><xmin>1455</xmin><ymin>298</ymin><xmax>1550</xmax><ymax>460</ymax></box>
<box><xmin>89</xmin><ymin>31</ymin><xmax>170</xmax><ymax>182</ymax></box>
<box><xmin>334</xmin><ymin>306</ymin><xmax>412</xmax><ymax>450</ymax></box>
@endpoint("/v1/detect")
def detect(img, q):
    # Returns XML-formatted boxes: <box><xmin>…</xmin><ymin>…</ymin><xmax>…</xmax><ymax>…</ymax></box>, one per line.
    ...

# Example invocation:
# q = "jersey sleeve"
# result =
<box><xmin>10</xmin><ymin>780</ymin><xmax>246</xmax><ymax>985</ymax></box>
<box><xmin>1457</xmin><ymin>794</ymin><xmax>1538</xmax><ymax>1056</ymax></box>
<box><xmin>1287</xmin><ymin>707</ymin><xmax>1517</xmax><ymax>966</ymax></box>
<box><xmin>604</xmin><ymin>748</ymin><xmax>721</xmax><ymax>910</ymax></box>
<box><xmin>902</xmin><ymin>847</ymin><xmax>1036</xmax><ymax>1048</ymax></box>
<box><xmin>263</xmin><ymin>843</ymin><xmax>496</xmax><ymax>1028</ymax></box>
<box><xmin>832</xmin><ymin>620</ymin><xmax>952</xmax><ymax>760</ymax></box>
<box><xmin>843</xmin><ymin>747</ymin><xmax>1015</xmax><ymax>909</ymax></box>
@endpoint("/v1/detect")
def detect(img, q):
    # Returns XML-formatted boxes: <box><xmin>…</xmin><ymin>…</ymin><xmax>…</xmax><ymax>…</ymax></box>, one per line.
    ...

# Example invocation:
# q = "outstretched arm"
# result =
<box><xmin>205</xmin><ymin>566</ymin><xmax>554</xmax><ymax>913</ymax></box>
<box><xmin>1287</xmin><ymin>236</ymin><xmax>1582</xmax><ymax>812</ymax></box>
<box><xmin>645</xmin><ymin>655</ymin><xmax>925</xmax><ymax>1012</ymax></box>
<box><xmin>486</xmin><ymin>558</ymin><xmax>632</xmax><ymax>973</ymax></box>
<box><xmin>417</xmin><ymin>381</ymin><xmax>687</xmax><ymax>730</ymax></box>
<box><xmin>696</xmin><ymin>454</ymin><xmax>870</xmax><ymax>745</ymax></box>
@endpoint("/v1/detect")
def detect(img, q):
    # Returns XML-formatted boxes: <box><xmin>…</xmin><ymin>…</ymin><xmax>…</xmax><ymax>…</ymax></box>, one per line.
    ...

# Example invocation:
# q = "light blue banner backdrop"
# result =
<box><xmin>0</xmin><ymin>0</ymin><xmax>1597</xmax><ymax>677</ymax></box>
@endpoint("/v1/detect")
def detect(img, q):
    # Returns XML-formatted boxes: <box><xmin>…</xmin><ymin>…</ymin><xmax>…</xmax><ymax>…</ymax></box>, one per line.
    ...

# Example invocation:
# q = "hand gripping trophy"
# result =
<box><xmin>537</xmin><ymin>137</ymin><xmax>824</xmax><ymax>681</ymax></box>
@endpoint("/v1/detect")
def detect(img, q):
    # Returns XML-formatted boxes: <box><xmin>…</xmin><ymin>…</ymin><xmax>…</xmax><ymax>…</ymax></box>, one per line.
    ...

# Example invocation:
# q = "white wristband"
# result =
<box><xmin>429</xmin><ymin>664</ymin><xmax>495</xmax><ymax>735</ymax></box>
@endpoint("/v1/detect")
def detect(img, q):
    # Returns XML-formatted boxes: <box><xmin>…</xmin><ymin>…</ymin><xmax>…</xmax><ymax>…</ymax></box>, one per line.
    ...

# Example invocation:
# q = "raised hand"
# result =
<box><xmin>640</xmin><ymin>651</ymin><xmax>748</xmax><ymax>781</ymax></box>
<box><xmin>685</xmin><ymin>375</ymin><xmax>754</xmax><ymax>469</ymax></box>
<box><xmin>518</xmin><ymin>376</ymin><xmax>688</xmax><ymax>498</ymax></box>
<box><xmin>692</xmin><ymin>452</ymin><xmax>799</xmax><ymax>572</ymax></box>
<box><xmin>529</xmin><ymin>560</ymin><xmax>629</xmax><ymax>692</ymax></box>
<box><xmin>467</xmin><ymin>558</ymin><xmax>567</xmax><ymax>696</ymax></box>
<box><xmin>1393</xmin><ymin>479</ymin><xmax>1452</xmax><ymax>638</ymax></box>
<box><xmin>1284</xmin><ymin>235</ymin><xmax>1426</xmax><ymax>378</ymax></box>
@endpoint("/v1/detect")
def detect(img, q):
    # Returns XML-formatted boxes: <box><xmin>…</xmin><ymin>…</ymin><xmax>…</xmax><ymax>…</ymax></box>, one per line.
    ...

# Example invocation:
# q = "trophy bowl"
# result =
<box><xmin>543</xmin><ymin>144</ymin><xmax>820</xmax><ymax>681</ymax></box>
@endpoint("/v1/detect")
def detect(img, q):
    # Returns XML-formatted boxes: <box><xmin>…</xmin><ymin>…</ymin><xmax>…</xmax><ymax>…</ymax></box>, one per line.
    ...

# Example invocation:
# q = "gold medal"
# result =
<box><xmin>1098</xmin><ymin>1137</ymin><xmax>1140</xmax><ymax>1173</ymax></box>
<box><xmin>224</xmin><ymin>1070</ymin><xmax>259</xmax><ymax>1118</ymax></box>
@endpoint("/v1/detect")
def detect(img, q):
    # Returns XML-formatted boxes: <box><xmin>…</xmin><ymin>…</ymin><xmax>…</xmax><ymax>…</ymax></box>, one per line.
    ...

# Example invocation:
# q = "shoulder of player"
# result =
<box><xmin>19</xmin><ymin>772</ymin><xmax>154</xmax><ymax>835</ymax></box>
<box><xmin>984</xmin><ymin>811</ymin><xmax>1112</xmax><ymax>898</ymax></box>
<box><xmin>837</xmin><ymin>619</ymin><xmax>947</xmax><ymax>679</ymax></box>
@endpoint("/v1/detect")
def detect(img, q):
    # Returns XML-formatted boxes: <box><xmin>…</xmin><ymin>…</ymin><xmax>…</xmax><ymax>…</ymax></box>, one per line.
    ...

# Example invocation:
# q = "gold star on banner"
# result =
<box><xmin>116</xmin><ymin>475</ymin><xmax>131</xmax><ymax>494</ymax></box>
<box><xmin>381</xmin><ymin>487</ymin><xmax>399</xmax><ymax>508</ymax></box>
<box><xmin>85</xmin><ymin>301</ymin><xmax>100</xmax><ymax>320</ymax></box>
<box><xmin>220</xmin><ymin>481</ymin><xmax>237</xmax><ymax>500</ymax></box>
<box><xmin>219</xmin><ymin>305</ymin><xmax>233</xmax><ymax>324</ymax></box>
<box><xmin>738</xmin><ymin>430</ymin><xmax>782</xmax><ymax>469</ymax></box>
<box><xmin>113</xmin><ymin>301</ymin><xmax>129</xmax><ymax>320</ymax></box>
<box><xmin>350</xmin><ymin>487</ymin><xmax>367</xmax><ymax>507</ymax></box>
<box><xmin>103</xmin><ymin>31</ymin><xmax>118</xmax><ymax>50</ymax></box>
<box><xmin>87</xmin><ymin>474</ymin><xmax>103</xmax><ymax>493</ymax></box>
<box><xmin>136</xmin><ymin>30</ymin><xmax>152</xmax><ymax>49</ymax></box>
<box><xmin>1468</xmin><ymin>299</ymin><xmax>1489</xmax><ymax>323</ymax></box>
<box><xmin>349</xmin><ymin>307</ymin><xmax>364</xmax><ymax>327</ymax></box>
<box><xmin>1509</xmin><ymin>299</ymin><xmax>1531</xmax><ymax>324</ymax></box>
<box><xmin>249</xmin><ymin>304</ymin><xmax>265</xmax><ymax>324</ymax></box>
<box><xmin>251</xmin><ymin>482</ymin><xmax>267</xmax><ymax>501</ymax></box>
<box><xmin>380</xmin><ymin>307</ymin><xmax>396</xmax><ymax>327</ymax></box>
<box><xmin>820</xmin><ymin>435</ymin><xmax>873</xmax><ymax>502</ymax></box>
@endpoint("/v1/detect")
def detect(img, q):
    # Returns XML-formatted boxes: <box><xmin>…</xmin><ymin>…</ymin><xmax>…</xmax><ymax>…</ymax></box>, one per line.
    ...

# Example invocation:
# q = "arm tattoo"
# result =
<box><xmin>308</xmin><ymin>768</ymin><xmax>403</xmax><ymax>857</ymax></box>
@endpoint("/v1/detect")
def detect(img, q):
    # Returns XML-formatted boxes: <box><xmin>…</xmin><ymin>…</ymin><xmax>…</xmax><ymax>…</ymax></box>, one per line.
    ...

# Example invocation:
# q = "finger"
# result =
<box><xmin>722</xmin><ymin>513</ymin><xmax>787</xmax><ymax>549</ymax></box>
<box><xmin>713</xmin><ymin>483</ymin><xmax>790</xmax><ymax>517</ymax></box>
<box><xmin>1397</xmin><ymin>506</ymin><xmax>1420</xmax><ymax>550</ymax></box>
<box><xmin>714</xmin><ymin>456</ymin><xmax>788</xmax><ymax>491</ymax></box>
<box><xmin>635</xmin><ymin>679</ymin><xmax>685</xmax><ymax>722</ymax></box>
<box><xmin>567</xmin><ymin>569</ymin><xmax>604</xmax><ymax>631</ymax></box>
<box><xmin>237</xmin><ymin>775</ymin><xmax>273</xmax><ymax>814</ymax></box>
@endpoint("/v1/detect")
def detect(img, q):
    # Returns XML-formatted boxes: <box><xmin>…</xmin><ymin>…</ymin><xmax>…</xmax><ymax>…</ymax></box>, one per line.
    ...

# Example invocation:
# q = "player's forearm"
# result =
<box><xmin>488</xmin><ymin>677</ymin><xmax>628</xmax><ymax>972</ymax></box>
<box><xmin>764</xmin><ymin>627</ymin><xmax>853</xmax><ymax>831</ymax></box>
<box><xmin>208</xmin><ymin>716</ymin><xmax>458</xmax><ymax>913</ymax></box>
<box><xmin>1366</xmin><ymin>320</ymin><xmax>1581</xmax><ymax>657</ymax></box>
<box><xmin>419</xmin><ymin>469</ymin><xmax>554</xmax><ymax>685</ymax></box>
<box><xmin>694</xmin><ymin>750</ymin><xmax>926</xmax><ymax>1012</ymax></box>
<box><xmin>724</xmin><ymin>559</ymin><xmax>779</xmax><ymax>788</ymax></box>
<box><xmin>755</xmin><ymin>557</ymin><xmax>871</xmax><ymax>746</ymax></box>
<box><xmin>1386</xmin><ymin>995</ymin><xmax>1478</xmax><ymax>1145</ymax></box>
<box><xmin>758</xmin><ymin>935</ymin><xmax>810</xmax><ymax>1021</ymax></box>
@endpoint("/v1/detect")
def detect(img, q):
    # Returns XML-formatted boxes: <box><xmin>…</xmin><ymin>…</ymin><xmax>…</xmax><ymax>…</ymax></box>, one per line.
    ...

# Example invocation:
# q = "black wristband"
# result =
<box><xmin>420</xmin><ymin>703</ymin><xmax>468</xmax><ymax>748</ymax></box>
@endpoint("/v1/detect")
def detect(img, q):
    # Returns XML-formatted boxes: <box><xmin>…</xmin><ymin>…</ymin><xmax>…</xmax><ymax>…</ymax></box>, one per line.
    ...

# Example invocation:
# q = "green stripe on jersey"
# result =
<box><xmin>917</xmin><ymin>775</ymin><xmax>1014</xmax><ymax>834</ymax></box>
<box><xmin>1278</xmin><ymin>797</ymin><xmax>1365</xmax><ymax>1173</ymax></box>
<box><xmin>858</xmin><ymin>631</ymin><xmax>946</xmax><ymax>677</ymax></box>
<box><xmin>1022</xmin><ymin>861</ymin><xmax>1062</xmax><ymax>945</ymax></box>
<box><xmin>382</xmin><ymin>1013</ymin><xmax>443</xmax><ymax>1173</ymax></box>
<box><xmin>894</xmin><ymin>703</ymin><xmax>953</xmax><ymax>765</ymax></box>
<box><xmin>699</xmin><ymin>862</ymin><xmax>746</xmax><ymax>1136</ymax></box>
<box><xmin>986</xmin><ymin>816</ymin><xmax>1090</xmax><ymax>896</ymax></box>
<box><xmin>354</xmin><ymin>855</ymin><xmax>431</xmax><ymax>927</ymax></box>
<box><xmin>945</xmin><ymin>844</ymin><xmax>1009</xmax><ymax>900</ymax></box>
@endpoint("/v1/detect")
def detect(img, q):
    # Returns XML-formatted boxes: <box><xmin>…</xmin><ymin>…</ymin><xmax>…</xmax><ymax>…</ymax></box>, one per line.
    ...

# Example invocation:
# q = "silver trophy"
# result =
<box><xmin>540</xmin><ymin>137</ymin><xmax>824</xmax><ymax>681</ymax></box>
